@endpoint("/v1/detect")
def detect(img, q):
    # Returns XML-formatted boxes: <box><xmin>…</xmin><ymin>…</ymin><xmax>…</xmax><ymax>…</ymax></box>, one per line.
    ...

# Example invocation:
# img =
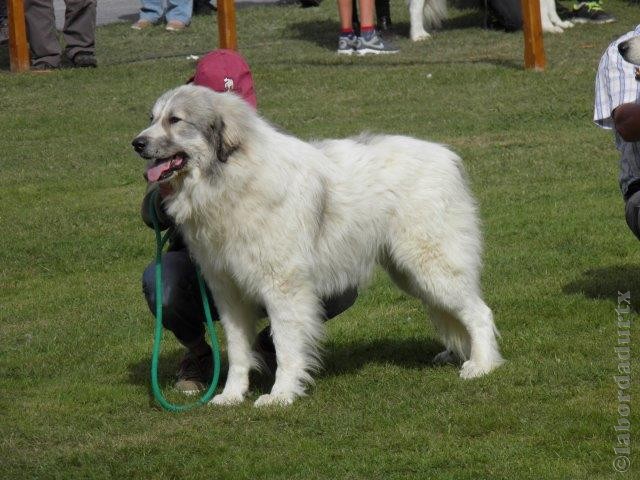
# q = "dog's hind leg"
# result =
<box><xmin>254</xmin><ymin>283</ymin><xmax>324</xmax><ymax>407</ymax></box>
<box><xmin>207</xmin><ymin>272</ymin><xmax>260</xmax><ymax>406</ymax></box>
<box><xmin>383</xmin><ymin>243</ymin><xmax>504</xmax><ymax>379</ymax></box>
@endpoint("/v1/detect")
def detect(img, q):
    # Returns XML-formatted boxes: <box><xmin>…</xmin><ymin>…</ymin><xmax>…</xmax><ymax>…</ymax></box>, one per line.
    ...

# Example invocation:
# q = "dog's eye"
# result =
<box><xmin>149</xmin><ymin>115</ymin><xmax>154</xmax><ymax>123</ymax></box>
<box><xmin>169</xmin><ymin>116</ymin><xmax>182</xmax><ymax>125</ymax></box>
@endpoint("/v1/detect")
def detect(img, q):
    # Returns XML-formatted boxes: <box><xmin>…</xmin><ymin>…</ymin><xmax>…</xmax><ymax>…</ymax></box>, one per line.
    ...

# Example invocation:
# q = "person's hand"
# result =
<box><xmin>613</xmin><ymin>103</ymin><xmax>640</xmax><ymax>142</ymax></box>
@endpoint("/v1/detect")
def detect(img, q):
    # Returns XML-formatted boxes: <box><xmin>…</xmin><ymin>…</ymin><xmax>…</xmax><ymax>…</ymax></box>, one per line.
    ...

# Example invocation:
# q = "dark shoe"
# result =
<box><xmin>31</xmin><ymin>62</ymin><xmax>59</xmax><ymax>71</ymax></box>
<box><xmin>193</xmin><ymin>0</ymin><xmax>216</xmax><ymax>15</ymax></box>
<box><xmin>555</xmin><ymin>2</ymin><xmax>573</xmax><ymax>20</ymax></box>
<box><xmin>72</xmin><ymin>53</ymin><xmax>97</xmax><ymax>68</ymax></box>
<box><xmin>299</xmin><ymin>0</ymin><xmax>321</xmax><ymax>7</ymax></box>
<box><xmin>175</xmin><ymin>349</ymin><xmax>213</xmax><ymax>395</ymax></box>
<box><xmin>569</xmin><ymin>2</ymin><xmax>616</xmax><ymax>24</ymax></box>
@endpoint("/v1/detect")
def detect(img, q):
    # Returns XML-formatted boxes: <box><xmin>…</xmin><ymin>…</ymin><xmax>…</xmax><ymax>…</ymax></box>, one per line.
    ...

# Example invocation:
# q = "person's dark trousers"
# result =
<box><xmin>142</xmin><ymin>249</ymin><xmax>358</xmax><ymax>351</ymax></box>
<box><xmin>25</xmin><ymin>0</ymin><xmax>96</xmax><ymax>67</ymax></box>
<box><xmin>142</xmin><ymin>250</ymin><xmax>218</xmax><ymax>348</ymax></box>
<box><xmin>486</xmin><ymin>0</ymin><xmax>522</xmax><ymax>31</ymax></box>
<box><xmin>625</xmin><ymin>190</ymin><xmax>640</xmax><ymax>241</ymax></box>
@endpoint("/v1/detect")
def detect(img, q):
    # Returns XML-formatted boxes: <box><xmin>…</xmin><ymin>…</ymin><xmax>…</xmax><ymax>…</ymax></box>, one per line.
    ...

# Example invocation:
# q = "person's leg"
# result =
<box><xmin>62</xmin><ymin>0</ymin><xmax>96</xmax><ymax>66</ymax></box>
<box><xmin>137</xmin><ymin>0</ymin><xmax>165</xmax><ymax>23</ymax></box>
<box><xmin>255</xmin><ymin>287</ymin><xmax>358</xmax><ymax>355</ymax></box>
<box><xmin>485</xmin><ymin>0</ymin><xmax>522</xmax><ymax>31</ymax></box>
<box><xmin>375</xmin><ymin>0</ymin><xmax>391</xmax><ymax>31</ymax></box>
<box><xmin>625</xmin><ymin>190</ymin><xmax>640</xmax><ymax>241</ymax></box>
<box><xmin>355</xmin><ymin>0</ymin><xmax>398</xmax><ymax>54</ymax></box>
<box><xmin>165</xmin><ymin>0</ymin><xmax>193</xmax><ymax>26</ymax></box>
<box><xmin>24</xmin><ymin>0</ymin><xmax>62</xmax><ymax>68</ymax></box>
<box><xmin>142</xmin><ymin>250</ymin><xmax>219</xmax><ymax>393</ymax></box>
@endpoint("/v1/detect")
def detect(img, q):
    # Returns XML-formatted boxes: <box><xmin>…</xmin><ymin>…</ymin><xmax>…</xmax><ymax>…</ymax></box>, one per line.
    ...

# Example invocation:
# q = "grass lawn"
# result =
<box><xmin>1</xmin><ymin>1</ymin><xmax>640</xmax><ymax>478</ymax></box>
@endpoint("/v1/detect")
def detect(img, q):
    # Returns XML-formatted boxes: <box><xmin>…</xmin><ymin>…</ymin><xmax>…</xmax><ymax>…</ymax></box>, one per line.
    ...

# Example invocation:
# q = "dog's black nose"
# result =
<box><xmin>619</xmin><ymin>41</ymin><xmax>630</xmax><ymax>57</ymax></box>
<box><xmin>132</xmin><ymin>136</ymin><xmax>148</xmax><ymax>153</ymax></box>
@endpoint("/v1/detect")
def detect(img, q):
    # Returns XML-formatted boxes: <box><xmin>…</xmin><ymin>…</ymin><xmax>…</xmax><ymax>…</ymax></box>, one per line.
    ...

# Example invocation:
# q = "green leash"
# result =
<box><xmin>149</xmin><ymin>191</ymin><xmax>221</xmax><ymax>412</ymax></box>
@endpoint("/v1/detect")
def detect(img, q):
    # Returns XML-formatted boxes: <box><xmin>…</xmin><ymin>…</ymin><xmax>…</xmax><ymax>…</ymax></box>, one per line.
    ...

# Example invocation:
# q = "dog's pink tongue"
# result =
<box><xmin>146</xmin><ymin>162</ymin><xmax>171</xmax><ymax>183</ymax></box>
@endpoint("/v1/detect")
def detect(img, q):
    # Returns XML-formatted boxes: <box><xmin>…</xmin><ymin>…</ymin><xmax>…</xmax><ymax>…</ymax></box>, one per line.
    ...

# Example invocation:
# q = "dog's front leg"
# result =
<box><xmin>409</xmin><ymin>0</ymin><xmax>430</xmax><ymax>42</ymax></box>
<box><xmin>254</xmin><ymin>285</ymin><xmax>324</xmax><ymax>407</ymax></box>
<box><xmin>207</xmin><ymin>272</ymin><xmax>258</xmax><ymax>406</ymax></box>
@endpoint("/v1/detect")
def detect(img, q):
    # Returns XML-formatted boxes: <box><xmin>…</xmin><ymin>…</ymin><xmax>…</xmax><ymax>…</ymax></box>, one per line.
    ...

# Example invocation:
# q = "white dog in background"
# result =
<box><xmin>619</xmin><ymin>36</ymin><xmax>640</xmax><ymax>65</ymax></box>
<box><xmin>409</xmin><ymin>0</ymin><xmax>573</xmax><ymax>42</ymax></box>
<box><xmin>133</xmin><ymin>86</ymin><xmax>504</xmax><ymax>407</ymax></box>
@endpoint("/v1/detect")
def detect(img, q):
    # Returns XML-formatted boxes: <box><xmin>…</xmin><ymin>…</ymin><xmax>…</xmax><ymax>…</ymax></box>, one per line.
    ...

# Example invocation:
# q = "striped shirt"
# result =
<box><xmin>594</xmin><ymin>25</ymin><xmax>640</xmax><ymax>198</ymax></box>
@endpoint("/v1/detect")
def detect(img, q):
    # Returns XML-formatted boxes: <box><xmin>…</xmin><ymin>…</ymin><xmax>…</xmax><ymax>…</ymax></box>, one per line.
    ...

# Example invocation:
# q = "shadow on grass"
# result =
<box><xmin>322</xmin><ymin>336</ymin><xmax>445</xmax><ymax>377</ymax></box>
<box><xmin>127</xmin><ymin>336</ymin><xmax>445</xmax><ymax>401</ymax></box>
<box><xmin>563</xmin><ymin>265</ymin><xmax>640</xmax><ymax>312</ymax></box>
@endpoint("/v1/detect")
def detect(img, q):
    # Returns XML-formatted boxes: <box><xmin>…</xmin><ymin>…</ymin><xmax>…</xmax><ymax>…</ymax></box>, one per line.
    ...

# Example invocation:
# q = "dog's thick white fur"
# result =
<box><xmin>134</xmin><ymin>85</ymin><xmax>504</xmax><ymax>407</ymax></box>
<box><xmin>408</xmin><ymin>0</ymin><xmax>572</xmax><ymax>41</ymax></box>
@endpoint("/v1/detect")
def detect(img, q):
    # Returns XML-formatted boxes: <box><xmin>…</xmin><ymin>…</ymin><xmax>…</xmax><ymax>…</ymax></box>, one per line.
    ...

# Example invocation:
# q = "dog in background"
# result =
<box><xmin>409</xmin><ymin>0</ymin><xmax>573</xmax><ymax>42</ymax></box>
<box><xmin>133</xmin><ymin>85</ymin><xmax>504</xmax><ymax>407</ymax></box>
<box><xmin>619</xmin><ymin>36</ymin><xmax>640</xmax><ymax>65</ymax></box>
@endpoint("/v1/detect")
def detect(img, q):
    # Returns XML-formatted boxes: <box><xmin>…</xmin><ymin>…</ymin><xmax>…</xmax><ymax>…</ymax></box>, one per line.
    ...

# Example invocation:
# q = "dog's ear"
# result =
<box><xmin>210</xmin><ymin>115</ymin><xmax>242</xmax><ymax>163</ymax></box>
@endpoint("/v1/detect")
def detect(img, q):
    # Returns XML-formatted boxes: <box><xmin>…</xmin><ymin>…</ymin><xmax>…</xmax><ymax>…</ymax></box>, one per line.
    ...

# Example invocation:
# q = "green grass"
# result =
<box><xmin>1</xmin><ymin>1</ymin><xmax>640</xmax><ymax>478</ymax></box>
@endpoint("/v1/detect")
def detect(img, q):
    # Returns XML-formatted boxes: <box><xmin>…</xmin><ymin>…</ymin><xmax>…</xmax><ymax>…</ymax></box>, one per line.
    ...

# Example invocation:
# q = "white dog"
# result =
<box><xmin>133</xmin><ymin>85</ymin><xmax>504</xmax><ymax>406</ymax></box>
<box><xmin>409</xmin><ymin>0</ymin><xmax>572</xmax><ymax>42</ymax></box>
<box><xmin>619</xmin><ymin>36</ymin><xmax>640</xmax><ymax>65</ymax></box>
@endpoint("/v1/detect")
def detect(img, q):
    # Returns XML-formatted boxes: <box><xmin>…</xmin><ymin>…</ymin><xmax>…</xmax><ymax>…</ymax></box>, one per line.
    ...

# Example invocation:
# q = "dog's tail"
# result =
<box><xmin>424</xmin><ymin>0</ymin><xmax>448</xmax><ymax>29</ymax></box>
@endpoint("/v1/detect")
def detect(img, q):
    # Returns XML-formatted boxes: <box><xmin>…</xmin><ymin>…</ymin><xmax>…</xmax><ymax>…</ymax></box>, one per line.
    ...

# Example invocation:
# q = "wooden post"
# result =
<box><xmin>521</xmin><ymin>0</ymin><xmax>546</xmax><ymax>71</ymax></box>
<box><xmin>217</xmin><ymin>0</ymin><xmax>237</xmax><ymax>51</ymax></box>
<box><xmin>7</xmin><ymin>0</ymin><xmax>30</xmax><ymax>72</ymax></box>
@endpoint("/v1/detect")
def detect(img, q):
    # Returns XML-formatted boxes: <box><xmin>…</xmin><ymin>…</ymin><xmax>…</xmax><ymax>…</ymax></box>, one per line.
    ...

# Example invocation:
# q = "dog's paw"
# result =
<box><xmin>542</xmin><ymin>24</ymin><xmax>564</xmax><ymax>34</ymax></box>
<box><xmin>410</xmin><ymin>30</ymin><xmax>431</xmax><ymax>42</ymax></box>
<box><xmin>558</xmin><ymin>20</ymin><xmax>574</xmax><ymax>28</ymax></box>
<box><xmin>209</xmin><ymin>392</ymin><xmax>245</xmax><ymax>406</ymax></box>
<box><xmin>254</xmin><ymin>393</ymin><xmax>295</xmax><ymax>407</ymax></box>
<box><xmin>459</xmin><ymin>359</ymin><xmax>502</xmax><ymax>379</ymax></box>
<box><xmin>432</xmin><ymin>349</ymin><xmax>459</xmax><ymax>366</ymax></box>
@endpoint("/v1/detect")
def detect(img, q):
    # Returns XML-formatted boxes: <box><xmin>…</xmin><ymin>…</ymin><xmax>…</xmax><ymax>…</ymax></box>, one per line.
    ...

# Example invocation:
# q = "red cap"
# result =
<box><xmin>188</xmin><ymin>49</ymin><xmax>257</xmax><ymax>110</ymax></box>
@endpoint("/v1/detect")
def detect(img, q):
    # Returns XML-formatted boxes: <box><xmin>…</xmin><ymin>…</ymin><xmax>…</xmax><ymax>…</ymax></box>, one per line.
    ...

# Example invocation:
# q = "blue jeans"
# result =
<box><xmin>138</xmin><ymin>0</ymin><xmax>193</xmax><ymax>24</ymax></box>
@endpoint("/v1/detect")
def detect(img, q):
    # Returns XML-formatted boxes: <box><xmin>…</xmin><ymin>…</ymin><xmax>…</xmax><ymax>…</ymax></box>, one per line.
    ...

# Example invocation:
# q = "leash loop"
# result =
<box><xmin>148</xmin><ymin>190</ymin><xmax>221</xmax><ymax>412</ymax></box>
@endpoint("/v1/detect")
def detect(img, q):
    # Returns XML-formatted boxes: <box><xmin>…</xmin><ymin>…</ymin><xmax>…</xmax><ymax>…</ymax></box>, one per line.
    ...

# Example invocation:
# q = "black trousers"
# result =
<box><xmin>625</xmin><ymin>190</ymin><xmax>640</xmax><ymax>241</ymax></box>
<box><xmin>142</xmin><ymin>250</ymin><xmax>358</xmax><ymax>348</ymax></box>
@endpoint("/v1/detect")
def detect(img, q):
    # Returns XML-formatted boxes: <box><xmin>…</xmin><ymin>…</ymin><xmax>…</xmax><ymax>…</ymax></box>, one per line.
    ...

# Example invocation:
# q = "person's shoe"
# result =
<box><xmin>299</xmin><ymin>0</ymin><xmax>321</xmax><ymax>7</ymax></box>
<box><xmin>72</xmin><ymin>53</ymin><xmax>97</xmax><ymax>68</ymax></box>
<box><xmin>569</xmin><ymin>2</ymin><xmax>616</xmax><ymax>24</ymax></box>
<box><xmin>356</xmin><ymin>31</ymin><xmax>399</xmax><ymax>55</ymax></box>
<box><xmin>131</xmin><ymin>19</ymin><xmax>154</xmax><ymax>30</ymax></box>
<box><xmin>555</xmin><ymin>2</ymin><xmax>573</xmax><ymax>20</ymax></box>
<box><xmin>166</xmin><ymin>20</ymin><xmax>188</xmax><ymax>32</ymax></box>
<box><xmin>175</xmin><ymin>349</ymin><xmax>213</xmax><ymax>395</ymax></box>
<box><xmin>337</xmin><ymin>33</ymin><xmax>359</xmax><ymax>55</ymax></box>
<box><xmin>31</xmin><ymin>62</ymin><xmax>59</xmax><ymax>72</ymax></box>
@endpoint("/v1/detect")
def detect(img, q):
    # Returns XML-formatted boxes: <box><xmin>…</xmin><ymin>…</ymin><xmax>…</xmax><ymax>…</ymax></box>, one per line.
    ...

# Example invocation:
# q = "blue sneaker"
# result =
<box><xmin>337</xmin><ymin>33</ymin><xmax>359</xmax><ymax>55</ymax></box>
<box><xmin>357</xmin><ymin>31</ymin><xmax>399</xmax><ymax>55</ymax></box>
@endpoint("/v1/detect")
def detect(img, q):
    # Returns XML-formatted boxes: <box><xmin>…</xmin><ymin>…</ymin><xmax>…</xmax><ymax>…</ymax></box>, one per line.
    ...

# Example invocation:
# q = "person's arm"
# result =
<box><xmin>613</xmin><ymin>103</ymin><xmax>640</xmax><ymax>142</ymax></box>
<box><xmin>141</xmin><ymin>185</ymin><xmax>173</xmax><ymax>230</ymax></box>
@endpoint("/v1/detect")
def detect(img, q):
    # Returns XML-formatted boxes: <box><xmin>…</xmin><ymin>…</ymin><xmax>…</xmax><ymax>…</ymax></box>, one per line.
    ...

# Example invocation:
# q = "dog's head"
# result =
<box><xmin>618</xmin><ymin>36</ymin><xmax>640</xmax><ymax>65</ymax></box>
<box><xmin>132</xmin><ymin>85</ymin><xmax>251</xmax><ymax>186</ymax></box>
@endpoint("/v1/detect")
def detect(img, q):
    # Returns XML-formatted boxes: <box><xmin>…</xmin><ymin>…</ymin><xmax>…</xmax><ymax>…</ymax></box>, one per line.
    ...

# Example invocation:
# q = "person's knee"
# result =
<box><xmin>625</xmin><ymin>190</ymin><xmax>640</xmax><ymax>240</ymax></box>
